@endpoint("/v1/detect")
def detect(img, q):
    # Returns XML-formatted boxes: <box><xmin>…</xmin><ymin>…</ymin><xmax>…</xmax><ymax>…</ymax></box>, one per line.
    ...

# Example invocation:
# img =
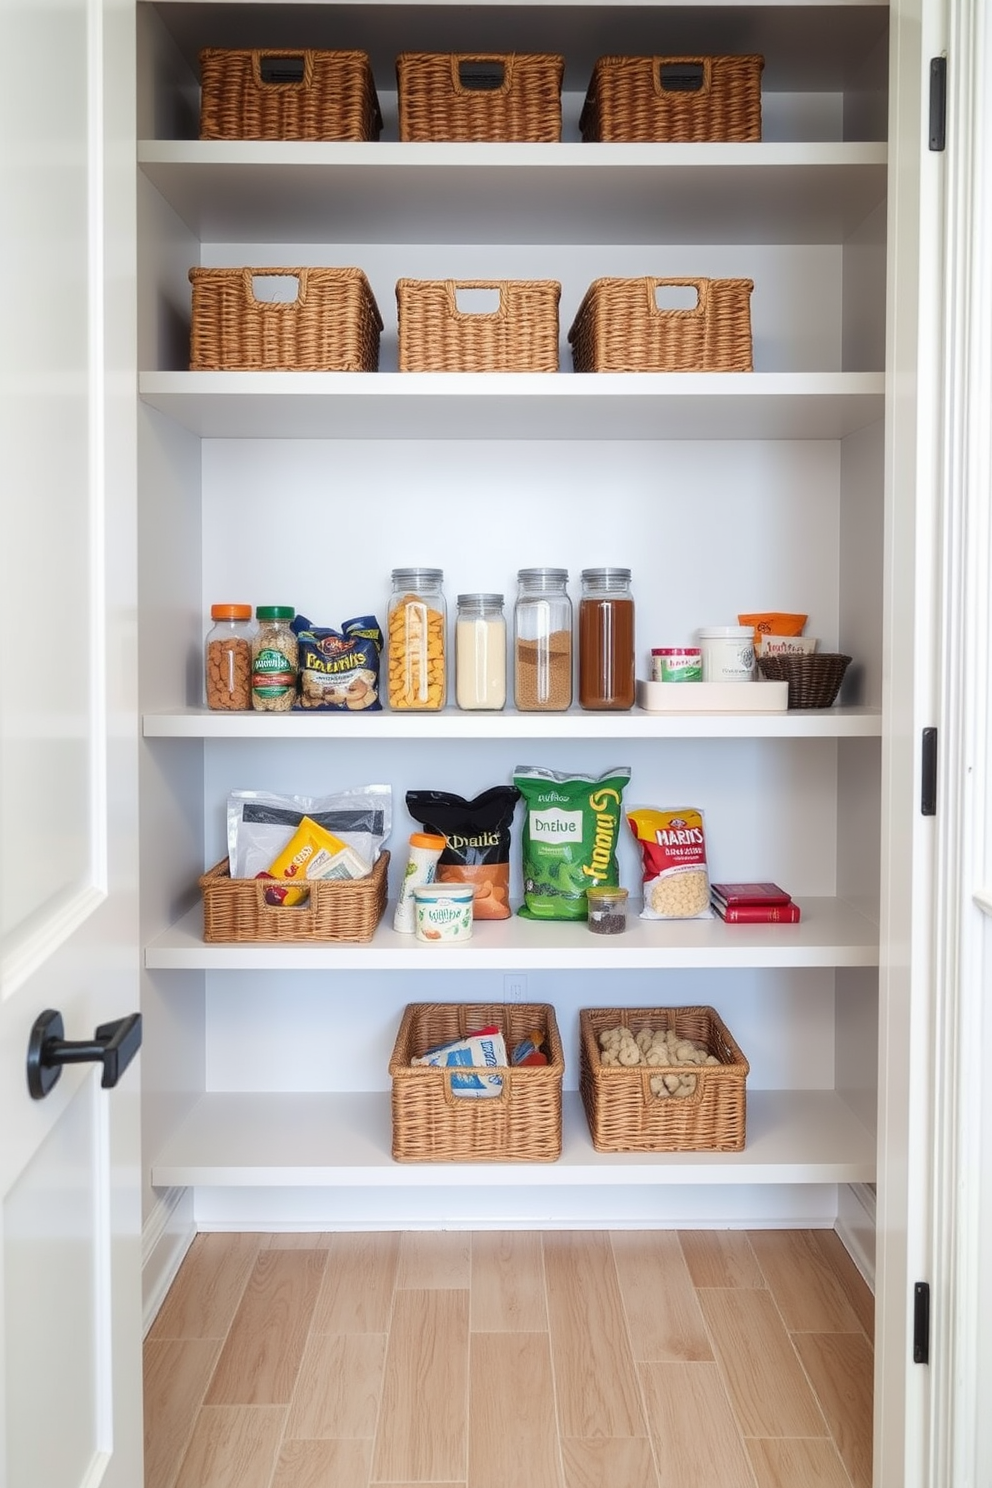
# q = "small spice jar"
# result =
<box><xmin>455</xmin><ymin>594</ymin><xmax>506</xmax><ymax>711</ymax></box>
<box><xmin>251</xmin><ymin>606</ymin><xmax>298</xmax><ymax>712</ymax></box>
<box><xmin>388</xmin><ymin>568</ymin><xmax>447</xmax><ymax>711</ymax></box>
<box><xmin>578</xmin><ymin>568</ymin><xmax>635</xmax><ymax>710</ymax></box>
<box><xmin>205</xmin><ymin>604</ymin><xmax>254</xmax><ymax>710</ymax></box>
<box><xmin>514</xmin><ymin>568</ymin><xmax>572</xmax><ymax>712</ymax></box>
<box><xmin>586</xmin><ymin>885</ymin><xmax>629</xmax><ymax>935</ymax></box>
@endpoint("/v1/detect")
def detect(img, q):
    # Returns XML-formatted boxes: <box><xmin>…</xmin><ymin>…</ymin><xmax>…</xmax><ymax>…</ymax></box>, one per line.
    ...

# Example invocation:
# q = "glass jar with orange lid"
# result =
<box><xmin>204</xmin><ymin>603</ymin><xmax>254</xmax><ymax>710</ymax></box>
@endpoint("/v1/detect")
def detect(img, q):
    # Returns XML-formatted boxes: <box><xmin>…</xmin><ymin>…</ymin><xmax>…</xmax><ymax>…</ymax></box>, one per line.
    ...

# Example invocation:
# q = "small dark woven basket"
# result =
<box><xmin>757</xmin><ymin>653</ymin><xmax>852</xmax><ymax>708</ymax></box>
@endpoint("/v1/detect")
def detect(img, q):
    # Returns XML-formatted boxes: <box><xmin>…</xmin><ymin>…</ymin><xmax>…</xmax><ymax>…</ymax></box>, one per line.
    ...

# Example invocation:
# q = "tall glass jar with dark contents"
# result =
<box><xmin>514</xmin><ymin>568</ymin><xmax>572</xmax><ymax>712</ymax></box>
<box><xmin>578</xmin><ymin>567</ymin><xmax>635</xmax><ymax>710</ymax></box>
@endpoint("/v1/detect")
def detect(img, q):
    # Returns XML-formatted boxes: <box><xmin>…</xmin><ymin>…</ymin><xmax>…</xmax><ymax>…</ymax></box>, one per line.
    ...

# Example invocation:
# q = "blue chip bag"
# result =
<box><xmin>292</xmin><ymin>614</ymin><xmax>383</xmax><ymax>711</ymax></box>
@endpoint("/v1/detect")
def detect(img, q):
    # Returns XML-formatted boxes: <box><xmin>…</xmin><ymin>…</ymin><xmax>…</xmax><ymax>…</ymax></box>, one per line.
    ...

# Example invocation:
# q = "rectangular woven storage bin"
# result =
<box><xmin>189</xmin><ymin>266</ymin><xmax>383</xmax><ymax>372</ymax></box>
<box><xmin>397</xmin><ymin>52</ymin><xmax>564</xmax><ymax>141</ymax></box>
<box><xmin>397</xmin><ymin>279</ymin><xmax>561</xmax><ymax>372</ymax></box>
<box><xmin>199</xmin><ymin>850</ymin><xmax>389</xmax><ymax>943</ymax></box>
<box><xmin>579</xmin><ymin>1006</ymin><xmax>749</xmax><ymax>1152</ymax></box>
<box><xmin>199</xmin><ymin>48</ymin><xmax>382</xmax><ymax>141</ymax></box>
<box><xmin>568</xmin><ymin>276</ymin><xmax>753</xmax><ymax>373</ymax></box>
<box><xmin>580</xmin><ymin>54</ymin><xmax>763</xmax><ymax>142</ymax></box>
<box><xmin>389</xmin><ymin>1003</ymin><xmax>564</xmax><ymax>1162</ymax></box>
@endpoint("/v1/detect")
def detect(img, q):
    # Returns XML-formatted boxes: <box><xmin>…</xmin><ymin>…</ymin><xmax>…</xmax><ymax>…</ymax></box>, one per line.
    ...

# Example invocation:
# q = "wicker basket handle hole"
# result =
<box><xmin>453</xmin><ymin>285</ymin><xmax>502</xmax><ymax>317</ymax></box>
<box><xmin>250</xmin><ymin>273</ymin><xmax>304</xmax><ymax>306</ymax></box>
<box><xmin>658</xmin><ymin>61</ymin><xmax>706</xmax><ymax>93</ymax></box>
<box><xmin>259</xmin><ymin>54</ymin><xmax>306</xmax><ymax>86</ymax></box>
<box><xmin>653</xmin><ymin>283</ymin><xmax>701</xmax><ymax>314</ymax></box>
<box><xmin>457</xmin><ymin>59</ymin><xmax>506</xmax><ymax>91</ymax></box>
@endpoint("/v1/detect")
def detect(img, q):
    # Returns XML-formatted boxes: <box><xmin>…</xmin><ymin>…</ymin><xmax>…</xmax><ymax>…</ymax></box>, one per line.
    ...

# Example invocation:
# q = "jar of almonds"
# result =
<box><xmin>387</xmin><ymin>569</ymin><xmax>446</xmax><ymax>710</ymax></box>
<box><xmin>251</xmin><ymin>606</ymin><xmax>298</xmax><ymax>712</ymax></box>
<box><xmin>205</xmin><ymin>604</ymin><xmax>254</xmax><ymax>711</ymax></box>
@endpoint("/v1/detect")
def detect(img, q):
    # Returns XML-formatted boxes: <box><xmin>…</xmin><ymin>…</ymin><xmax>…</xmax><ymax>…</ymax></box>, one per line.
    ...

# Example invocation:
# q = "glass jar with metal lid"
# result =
<box><xmin>578</xmin><ymin>567</ymin><xmax>635</xmax><ymax>710</ymax></box>
<box><xmin>388</xmin><ymin>568</ymin><xmax>446</xmax><ymax>710</ymax></box>
<box><xmin>455</xmin><ymin>593</ymin><xmax>506</xmax><ymax>710</ymax></box>
<box><xmin>513</xmin><ymin>568</ymin><xmax>572</xmax><ymax>712</ymax></box>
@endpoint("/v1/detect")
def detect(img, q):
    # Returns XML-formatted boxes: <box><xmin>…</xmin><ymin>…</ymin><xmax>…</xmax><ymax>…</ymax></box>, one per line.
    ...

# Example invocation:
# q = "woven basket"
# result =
<box><xmin>397</xmin><ymin>52</ymin><xmax>564</xmax><ymax>141</ymax></box>
<box><xmin>579</xmin><ymin>1006</ymin><xmax>749</xmax><ymax>1153</ymax></box>
<box><xmin>390</xmin><ymin>1003</ymin><xmax>564</xmax><ymax>1162</ymax></box>
<box><xmin>199</xmin><ymin>49</ymin><xmax>382</xmax><ymax>141</ymax></box>
<box><xmin>397</xmin><ymin>279</ymin><xmax>561</xmax><ymax>372</ymax></box>
<box><xmin>568</xmin><ymin>276</ymin><xmax>753</xmax><ymax>373</ymax></box>
<box><xmin>199</xmin><ymin>850</ymin><xmax>389</xmax><ymax>943</ymax></box>
<box><xmin>580</xmin><ymin>54</ymin><xmax>763</xmax><ymax>142</ymax></box>
<box><xmin>188</xmin><ymin>267</ymin><xmax>383</xmax><ymax>372</ymax></box>
<box><xmin>757</xmin><ymin>653</ymin><xmax>852</xmax><ymax>708</ymax></box>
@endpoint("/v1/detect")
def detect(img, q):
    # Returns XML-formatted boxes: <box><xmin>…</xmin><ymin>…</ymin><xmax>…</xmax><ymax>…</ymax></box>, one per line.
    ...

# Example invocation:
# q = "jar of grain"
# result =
<box><xmin>251</xmin><ymin>606</ymin><xmax>298</xmax><ymax>712</ymax></box>
<box><xmin>514</xmin><ymin>568</ymin><xmax>572</xmax><ymax>712</ymax></box>
<box><xmin>455</xmin><ymin>594</ymin><xmax>506</xmax><ymax>710</ymax></box>
<box><xmin>388</xmin><ymin>569</ymin><xmax>446</xmax><ymax>711</ymax></box>
<box><xmin>578</xmin><ymin>568</ymin><xmax>635</xmax><ymax>711</ymax></box>
<box><xmin>205</xmin><ymin>604</ymin><xmax>254</xmax><ymax>710</ymax></box>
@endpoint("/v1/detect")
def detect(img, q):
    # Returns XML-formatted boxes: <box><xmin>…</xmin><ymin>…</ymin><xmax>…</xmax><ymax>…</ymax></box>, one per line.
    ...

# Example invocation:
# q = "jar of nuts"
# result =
<box><xmin>387</xmin><ymin>569</ymin><xmax>446</xmax><ymax>711</ymax></box>
<box><xmin>251</xmin><ymin>606</ymin><xmax>298</xmax><ymax>712</ymax></box>
<box><xmin>205</xmin><ymin>604</ymin><xmax>254</xmax><ymax>711</ymax></box>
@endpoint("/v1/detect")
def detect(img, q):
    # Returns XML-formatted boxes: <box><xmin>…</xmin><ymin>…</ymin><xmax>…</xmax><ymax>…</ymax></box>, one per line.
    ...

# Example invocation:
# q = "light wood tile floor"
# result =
<box><xmin>145</xmin><ymin>1230</ymin><xmax>873</xmax><ymax>1488</ymax></box>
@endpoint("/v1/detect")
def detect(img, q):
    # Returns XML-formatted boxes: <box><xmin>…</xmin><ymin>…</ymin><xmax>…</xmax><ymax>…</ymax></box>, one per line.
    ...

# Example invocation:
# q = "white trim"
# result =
<box><xmin>141</xmin><ymin>1187</ymin><xmax>195</xmax><ymax>1336</ymax></box>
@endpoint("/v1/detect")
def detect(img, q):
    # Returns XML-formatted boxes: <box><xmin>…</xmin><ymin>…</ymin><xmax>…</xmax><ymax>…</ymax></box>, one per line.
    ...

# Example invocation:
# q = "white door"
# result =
<box><xmin>0</xmin><ymin>0</ymin><xmax>140</xmax><ymax>1485</ymax></box>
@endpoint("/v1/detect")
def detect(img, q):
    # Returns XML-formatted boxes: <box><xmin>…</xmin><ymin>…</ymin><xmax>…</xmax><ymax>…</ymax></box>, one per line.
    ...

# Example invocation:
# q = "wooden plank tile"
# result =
<box><xmin>313</xmin><ymin>1232</ymin><xmax>399</xmax><ymax>1334</ymax></box>
<box><xmin>285</xmin><ymin>1331</ymin><xmax>386</xmax><ymax>1440</ymax></box>
<box><xmin>543</xmin><ymin>1232</ymin><xmax>645</xmax><ymax>1439</ymax></box>
<box><xmin>143</xmin><ymin>1338</ymin><xmax>221</xmax><ymax>1488</ymax></box>
<box><xmin>746</xmin><ymin>1437</ymin><xmax>854</xmax><ymax>1488</ymax></box>
<box><xmin>696</xmin><ymin>1289</ymin><xmax>827</xmax><ymax>1439</ymax></box>
<box><xmin>471</xmin><ymin>1231</ymin><xmax>548</xmax><ymax>1332</ymax></box>
<box><xmin>371</xmin><ymin>1288</ymin><xmax>469</xmax><ymax>1483</ymax></box>
<box><xmin>811</xmin><ymin>1229</ymin><xmax>875</xmax><ymax>1339</ymax></box>
<box><xmin>561</xmin><ymin>1437</ymin><xmax>660</xmax><ymax>1488</ymax></box>
<box><xmin>205</xmin><ymin>1249</ymin><xmax>327</xmax><ymax>1406</ymax></box>
<box><xmin>469</xmin><ymin>1332</ymin><xmax>562</xmax><ymax>1488</ymax></box>
<box><xmin>610</xmin><ymin>1232</ymin><xmax>712</xmax><ymax>1363</ymax></box>
<box><xmin>260</xmin><ymin>1232</ymin><xmax>331</xmax><ymax>1249</ymax></box>
<box><xmin>148</xmin><ymin>1233</ymin><xmax>263</xmax><ymax>1340</ymax></box>
<box><xmin>747</xmin><ymin>1231</ymin><xmax>863</xmax><ymax>1333</ymax></box>
<box><xmin>396</xmin><ymin>1229</ymin><xmax>471</xmax><ymax>1289</ymax></box>
<box><xmin>678</xmin><ymin>1231</ymin><xmax>764</xmax><ymax>1290</ymax></box>
<box><xmin>172</xmin><ymin>1405</ymin><xmax>285</xmax><ymax>1488</ymax></box>
<box><xmin>639</xmin><ymin>1363</ymin><xmax>758</xmax><ymax>1488</ymax></box>
<box><xmin>792</xmin><ymin>1331</ymin><xmax>874</xmax><ymax>1488</ymax></box>
<box><xmin>271</xmin><ymin>1438</ymin><xmax>372</xmax><ymax>1488</ymax></box>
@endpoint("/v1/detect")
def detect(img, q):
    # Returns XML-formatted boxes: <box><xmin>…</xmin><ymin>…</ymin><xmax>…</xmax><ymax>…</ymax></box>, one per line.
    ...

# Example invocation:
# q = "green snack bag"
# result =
<box><xmin>513</xmin><ymin>765</ymin><xmax>631</xmax><ymax>920</ymax></box>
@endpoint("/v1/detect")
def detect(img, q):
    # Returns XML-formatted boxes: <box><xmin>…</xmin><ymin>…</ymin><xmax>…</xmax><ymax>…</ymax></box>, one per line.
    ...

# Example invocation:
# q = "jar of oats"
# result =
<box><xmin>388</xmin><ymin>569</ymin><xmax>446</xmax><ymax>710</ymax></box>
<box><xmin>251</xmin><ymin>606</ymin><xmax>298</xmax><ymax>712</ymax></box>
<box><xmin>205</xmin><ymin>604</ymin><xmax>254</xmax><ymax>711</ymax></box>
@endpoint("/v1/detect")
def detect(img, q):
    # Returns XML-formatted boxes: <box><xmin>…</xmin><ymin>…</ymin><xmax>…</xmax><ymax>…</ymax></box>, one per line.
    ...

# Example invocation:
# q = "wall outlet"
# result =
<box><xmin>504</xmin><ymin>974</ymin><xmax>527</xmax><ymax>1003</ymax></box>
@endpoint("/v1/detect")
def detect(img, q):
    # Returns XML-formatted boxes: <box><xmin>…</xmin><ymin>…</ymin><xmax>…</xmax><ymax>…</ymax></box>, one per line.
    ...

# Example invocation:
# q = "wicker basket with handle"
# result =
<box><xmin>188</xmin><ymin>266</ymin><xmax>383</xmax><ymax>372</ymax></box>
<box><xmin>396</xmin><ymin>52</ymin><xmax>564</xmax><ymax>141</ymax></box>
<box><xmin>579</xmin><ymin>1006</ymin><xmax>749</xmax><ymax>1152</ymax></box>
<box><xmin>568</xmin><ymin>276</ymin><xmax>754</xmax><ymax>373</ymax></box>
<box><xmin>580</xmin><ymin>54</ymin><xmax>763</xmax><ymax>142</ymax></box>
<box><xmin>397</xmin><ymin>278</ymin><xmax>561</xmax><ymax>372</ymax></box>
<box><xmin>390</xmin><ymin>1002</ymin><xmax>564</xmax><ymax>1162</ymax></box>
<box><xmin>199</xmin><ymin>850</ymin><xmax>389</xmax><ymax>943</ymax></box>
<box><xmin>199</xmin><ymin>48</ymin><xmax>382</xmax><ymax>141</ymax></box>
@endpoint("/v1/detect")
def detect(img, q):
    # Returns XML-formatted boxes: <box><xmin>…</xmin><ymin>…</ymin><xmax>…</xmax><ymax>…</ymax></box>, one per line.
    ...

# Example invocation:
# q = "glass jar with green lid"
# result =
<box><xmin>251</xmin><ymin>606</ymin><xmax>298</xmax><ymax>712</ymax></box>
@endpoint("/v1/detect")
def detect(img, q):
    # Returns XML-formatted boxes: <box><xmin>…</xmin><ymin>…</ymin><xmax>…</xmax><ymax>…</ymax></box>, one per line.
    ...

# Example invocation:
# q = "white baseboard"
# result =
<box><xmin>836</xmin><ymin>1180</ymin><xmax>877</xmax><ymax>1291</ymax></box>
<box><xmin>142</xmin><ymin>1186</ymin><xmax>196</xmax><ymax>1335</ymax></box>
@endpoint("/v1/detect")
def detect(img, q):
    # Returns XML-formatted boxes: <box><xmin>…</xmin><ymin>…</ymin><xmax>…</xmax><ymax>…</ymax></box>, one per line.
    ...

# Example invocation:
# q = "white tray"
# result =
<box><xmin>636</xmin><ymin>678</ymin><xmax>789</xmax><ymax>714</ymax></box>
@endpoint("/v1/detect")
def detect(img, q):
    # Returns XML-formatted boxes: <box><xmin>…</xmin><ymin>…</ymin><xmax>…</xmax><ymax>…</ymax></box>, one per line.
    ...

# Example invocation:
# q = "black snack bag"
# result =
<box><xmin>406</xmin><ymin>786</ymin><xmax>520</xmax><ymax>920</ymax></box>
<box><xmin>292</xmin><ymin>613</ymin><xmax>383</xmax><ymax>710</ymax></box>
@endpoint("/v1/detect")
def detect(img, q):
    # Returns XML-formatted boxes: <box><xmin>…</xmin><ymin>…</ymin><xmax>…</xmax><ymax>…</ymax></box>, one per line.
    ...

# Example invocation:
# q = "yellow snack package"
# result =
<box><xmin>738</xmin><ymin>612</ymin><xmax>808</xmax><ymax>648</ymax></box>
<box><xmin>261</xmin><ymin>815</ymin><xmax>370</xmax><ymax>905</ymax></box>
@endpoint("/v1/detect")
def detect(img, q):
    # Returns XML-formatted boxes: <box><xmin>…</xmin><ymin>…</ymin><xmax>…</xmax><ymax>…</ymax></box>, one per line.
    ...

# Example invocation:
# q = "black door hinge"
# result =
<box><xmin>913</xmin><ymin>1281</ymin><xmax>931</xmax><ymax>1363</ymax></box>
<box><xmin>921</xmin><ymin>727</ymin><xmax>938</xmax><ymax>815</ymax></box>
<box><xmin>929</xmin><ymin>57</ymin><xmax>947</xmax><ymax>151</ymax></box>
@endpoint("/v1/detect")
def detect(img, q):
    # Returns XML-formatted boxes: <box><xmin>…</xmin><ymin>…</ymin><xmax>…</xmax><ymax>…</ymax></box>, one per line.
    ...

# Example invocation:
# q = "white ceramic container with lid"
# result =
<box><xmin>697</xmin><ymin>626</ymin><xmax>755</xmax><ymax>682</ymax></box>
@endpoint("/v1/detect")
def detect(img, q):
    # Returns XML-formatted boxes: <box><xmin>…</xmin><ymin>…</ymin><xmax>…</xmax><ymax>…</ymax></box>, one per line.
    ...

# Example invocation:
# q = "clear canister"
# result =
<box><xmin>455</xmin><ymin>593</ymin><xmax>506</xmax><ymax>710</ymax></box>
<box><xmin>388</xmin><ymin>568</ymin><xmax>446</xmax><ymax>710</ymax></box>
<box><xmin>251</xmin><ymin>606</ymin><xmax>298</xmax><ymax>712</ymax></box>
<box><xmin>578</xmin><ymin>568</ymin><xmax>635</xmax><ymax>710</ymax></box>
<box><xmin>514</xmin><ymin>568</ymin><xmax>572</xmax><ymax>712</ymax></box>
<box><xmin>205</xmin><ymin>603</ymin><xmax>254</xmax><ymax>710</ymax></box>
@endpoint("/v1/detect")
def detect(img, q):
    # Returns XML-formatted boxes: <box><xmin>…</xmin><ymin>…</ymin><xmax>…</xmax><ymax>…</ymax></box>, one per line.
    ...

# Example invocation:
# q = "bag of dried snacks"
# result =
<box><xmin>405</xmin><ymin>786</ymin><xmax>519</xmax><ymax>920</ymax></box>
<box><xmin>627</xmin><ymin>806</ymin><xmax>713</xmax><ymax>920</ymax></box>
<box><xmin>514</xmin><ymin>765</ymin><xmax>630</xmax><ymax>920</ymax></box>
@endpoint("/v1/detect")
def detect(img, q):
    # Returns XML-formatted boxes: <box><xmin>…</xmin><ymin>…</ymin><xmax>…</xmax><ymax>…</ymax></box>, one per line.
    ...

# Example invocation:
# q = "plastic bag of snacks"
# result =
<box><xmin>627</xmin><ymin>807</ymin><xmax>713</xmax><ymax>920</ymax></box>
<box><xmin>514</xmin><ymin>765</ymin><xmax>630</xmax><ymax>920</ymax></box>
<box><xmin>291</xmin><ymin>614</ymin><xmax>383</xmax><ymax>711</ymax></box>
<box><xmin>227</xmin><ymin>786</ymin><xmax>391</xmax><ymax>882</ymax></box>
<box><xmin>405</xmin><ymin>786</ymin><xmax>519</xmax><ymax>919</ymax></box>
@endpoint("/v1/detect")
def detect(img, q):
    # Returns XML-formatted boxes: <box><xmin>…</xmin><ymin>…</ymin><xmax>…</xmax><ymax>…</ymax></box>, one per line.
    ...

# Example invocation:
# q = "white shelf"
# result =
<box><xmin>145</xmin><ymin>896</ymin><xmax>879</xmax><ymax>971</ymax></box>
<box><xmin>138</xmin><ymin>371</ymin><xmax>884</xmax><ymax>441</ymax></box>
<box><xmin>143</xmin><ymin>704</ymin><xmax>882</xmax><ymax>739</ymax></box>
<box><xmin>149</xmin><ymin>1089</ymin><xmax>877</xmax><ymax>1189</ymax></box>
<box><xmin>138</xmin><ymin>141</ymin><xmax>887</xmax><ymax>245</ymax></box>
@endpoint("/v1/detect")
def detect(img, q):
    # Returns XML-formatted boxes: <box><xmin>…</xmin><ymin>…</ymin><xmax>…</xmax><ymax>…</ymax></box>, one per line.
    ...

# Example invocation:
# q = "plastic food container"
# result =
<box><xmin>651</xmin><ymin>647</ymin><xmax>702</xmax><ymax>683</ymax></box>
<box><xmin>413</xmin><ymin>882</ymin><xmax>474</xmax><ymax>943</ymax></box>
<box><xmin>697</xmin><ymin>625</ymin><xmax>754</xmax><ymax>682</ymax></box>
<box><xmin>586</xmin><ymin>885</ymin><xmax>629</xmax><ymax>935</ymax></box>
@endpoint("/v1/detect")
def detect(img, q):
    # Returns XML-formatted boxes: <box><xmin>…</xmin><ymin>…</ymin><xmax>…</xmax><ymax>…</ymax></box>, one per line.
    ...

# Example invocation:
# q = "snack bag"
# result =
<box><xmin>412</xmin><ymin>1025</ymin><xmax>508</xmax><ymax>1097</ymax></box>
<box><xmin>260</xmin><ymin>815</ymin><xmax>371</xmax><ymax>906</ymax></box>
<box><xmin>513</xmin><ymin>766</ymin><xmax>630</xmax><ymax>921</ymax></box>
<box><xmin>292</xmin><ymin>614</ymin><xmax>383</xmax><ymax>711</ymax></box>
<box><xmin>738</xmin><ymin>612</ymin><xmax>807</xmax><ymax>649</ymax></box>
<box><xmin>627</xmin><ymin>807</ymin><xmax>712</xmax><ymax>920</ymax></box>
<box><xmin>227</xmin><ymin>786</ymin><xmax>391</xmax><ymax>881</ymax></box>
<box><xmin>405</xmin><ymin>786</ymin><xmax>519</xmax><ymax>920</ymax></box>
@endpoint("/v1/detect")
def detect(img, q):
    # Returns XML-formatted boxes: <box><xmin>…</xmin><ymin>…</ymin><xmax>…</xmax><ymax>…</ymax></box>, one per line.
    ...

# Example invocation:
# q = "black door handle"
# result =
<box><xmin>26</xmin><ymin>1009</ymin><xmax>142</xmax><ymax>1100</ymax></box>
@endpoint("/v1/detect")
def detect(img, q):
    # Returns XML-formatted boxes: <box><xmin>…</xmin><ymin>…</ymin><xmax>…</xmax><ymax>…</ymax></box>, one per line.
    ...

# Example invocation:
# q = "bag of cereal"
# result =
<box><xmin>627</xmin><ymin>807</ymin><xmax>713</xmax><ymax>920</ymax></box>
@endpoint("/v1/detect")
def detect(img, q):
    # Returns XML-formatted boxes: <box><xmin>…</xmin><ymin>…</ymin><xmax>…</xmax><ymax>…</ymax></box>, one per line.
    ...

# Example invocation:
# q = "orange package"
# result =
<box><xmin>738</xmin><ymin>611</ymin><xmax>807</xmax><ymax>647</ymax></box>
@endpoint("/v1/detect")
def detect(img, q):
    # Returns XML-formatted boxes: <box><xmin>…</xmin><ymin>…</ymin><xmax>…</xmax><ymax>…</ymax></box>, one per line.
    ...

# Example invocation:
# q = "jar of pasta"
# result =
<box><xmin>251</xmin><ymin>606</ymin><xmax>298</xmax><ymax>712</ymax></box>
<box><xmin>388</xmin><ymin>569</ymin><xmax>446</xmax><ymax>710</ymax></box>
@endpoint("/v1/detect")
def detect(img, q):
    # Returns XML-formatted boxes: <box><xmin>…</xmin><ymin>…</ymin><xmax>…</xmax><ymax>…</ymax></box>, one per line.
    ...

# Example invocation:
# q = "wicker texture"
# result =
<box><xmin>397</xmin><ymin>52</ymin><xmax>564</xmax><ymax>141</ymax></box>
<box><xmin>568</xmin><ymin>276</ymin><xmax>753</xmax><ymax>373</ymax></box>
<box><xmin>199</xmin><ymin>48</ymin><xmax>382</xmax><ymax>141</ymax></box>
<box><xmin>580</xmin><ymin>54</ymin><xmax>763</xmax><ymax>142</ymax></box>
<box><xmin>189</xmin><ymin>267</ymin><xmax>383</xmax><ymax>372</ymax></box>
<box><xmin>579</xmin><ymin>1006</ymin><xmax>749</xmax><ymax>1153</ymax></box>
<box><xmin>199</xmin><ymin>850</ymin><xmax>389</xmax><ymax>943</ymax></box>
<box><xmin>757</xmin><ymin>653</ymin><xmax>853</xmax><ymax>708</ymax></box>
<box><xmin>389</xmin><ymin>1003</ymin><xmax>564</xmax><ymax>1162</ymax></box>
<box><xmin>397</xmin><ymin>278</ymin><xmax>561</xmax><ymax>372</ymax></box>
